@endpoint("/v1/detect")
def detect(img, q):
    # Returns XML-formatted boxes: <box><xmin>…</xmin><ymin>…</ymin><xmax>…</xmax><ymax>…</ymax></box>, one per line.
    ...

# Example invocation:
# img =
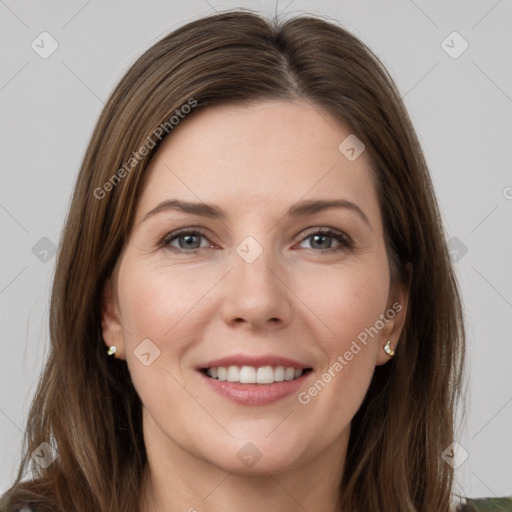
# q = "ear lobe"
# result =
<box><xmin>101</xmin><ymin>277</ymin><xmax>125</xmax><ymax>359</ymax></box>
<box><xmin>375</xmin><ymin>268</ymin><xmax>411</xmax><ymax>366</ymax></box>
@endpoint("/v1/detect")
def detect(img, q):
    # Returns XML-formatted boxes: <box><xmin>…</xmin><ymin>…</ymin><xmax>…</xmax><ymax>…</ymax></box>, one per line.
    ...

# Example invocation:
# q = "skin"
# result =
<box><xmin>101</xmin><ymin>99</ymin><xmax>409</xmax><ymax>512</ymax></box>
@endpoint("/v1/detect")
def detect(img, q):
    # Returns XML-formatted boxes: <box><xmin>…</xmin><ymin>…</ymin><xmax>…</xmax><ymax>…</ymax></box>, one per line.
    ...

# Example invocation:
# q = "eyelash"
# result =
<box><xmin>160</xmin><ymin>227</ymin><xmax>354</xmax><ymax>254</ymax></box>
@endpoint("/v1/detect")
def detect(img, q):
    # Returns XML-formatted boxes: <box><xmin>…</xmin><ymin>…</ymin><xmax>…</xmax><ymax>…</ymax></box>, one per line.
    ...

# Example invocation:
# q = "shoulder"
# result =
<box><xmin>454</xmin><ymin>497</ymin><xmax>512</xmax><ymax>511</ymax></box>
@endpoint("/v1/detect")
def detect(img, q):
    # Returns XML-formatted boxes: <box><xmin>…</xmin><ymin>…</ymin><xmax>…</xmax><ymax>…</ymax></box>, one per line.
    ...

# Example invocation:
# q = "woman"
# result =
<box><xmin>1</xmin><ymin>9</ymin><xmax>474</xmax><ymax>512</ymax></box>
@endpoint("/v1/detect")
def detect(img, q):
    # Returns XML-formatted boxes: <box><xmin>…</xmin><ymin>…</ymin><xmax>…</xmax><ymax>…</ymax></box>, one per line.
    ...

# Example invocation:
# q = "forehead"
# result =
<box><xmin>136</xmin><ymin>100</ymin><xmax>381</xmax><ymax>227</ymax></box>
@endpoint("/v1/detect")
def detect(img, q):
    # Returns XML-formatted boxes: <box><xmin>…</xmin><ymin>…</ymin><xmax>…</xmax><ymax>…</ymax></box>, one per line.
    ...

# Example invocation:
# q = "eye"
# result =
<box><xmin>160</xmin><ymin>227</ymin><xmax>353</xmax><ymax>255</ymax></box>
<box><xmin>297</xmin><ymin>228</ymin><xmax>353</xmax><ymax>252</ymax></box>
<box><xmin>161</xmin><ymin>229</ymin><xmax>213</xmax><ymax>253</ymax></box>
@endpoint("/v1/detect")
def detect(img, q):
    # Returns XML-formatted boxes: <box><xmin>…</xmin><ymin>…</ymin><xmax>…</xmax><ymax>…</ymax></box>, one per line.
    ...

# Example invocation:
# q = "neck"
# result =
<box><xmin>139</xmin><ymin>417</ymin><xmax>348</xmax><ymax>512</ymax></box>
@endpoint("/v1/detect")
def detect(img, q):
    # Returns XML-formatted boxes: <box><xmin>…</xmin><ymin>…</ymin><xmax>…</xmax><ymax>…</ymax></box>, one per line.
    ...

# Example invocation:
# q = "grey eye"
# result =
<box><xmin>175</xmin><ymin>233</ymin><xmax>203</xmax><ymax>249</ymax></box>
<box><xmin>164</xmin><ymin>231</ymin><xmax>210</xmax><ymax>251</ymax></box>
<box><xmin>308</xmin><ymin>234</ymin><xmax>333</xmax><ymax>250</ymax></box>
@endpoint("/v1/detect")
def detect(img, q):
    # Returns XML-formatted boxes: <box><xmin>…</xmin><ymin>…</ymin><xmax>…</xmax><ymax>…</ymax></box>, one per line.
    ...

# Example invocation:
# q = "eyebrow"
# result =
<box><xmin>142</xmin><ymin>198</ymin><xmax>371</xmax><ymax>227</ymax></box>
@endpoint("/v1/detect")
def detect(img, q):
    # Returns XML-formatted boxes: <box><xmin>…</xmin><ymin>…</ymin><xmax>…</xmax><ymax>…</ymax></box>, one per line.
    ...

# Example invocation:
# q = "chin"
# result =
<box><xmin>197</xmin><ymin>434</ymin><xmax>311</xmax><ymax>476</ymax></box>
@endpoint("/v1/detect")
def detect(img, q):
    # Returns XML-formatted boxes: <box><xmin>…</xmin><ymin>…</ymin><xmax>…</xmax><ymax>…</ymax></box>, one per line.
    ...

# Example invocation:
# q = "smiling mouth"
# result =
<box><xmin>200</xmin><ymin>365</ymin><xmax>313</xmax><ymax>384</ymax></box>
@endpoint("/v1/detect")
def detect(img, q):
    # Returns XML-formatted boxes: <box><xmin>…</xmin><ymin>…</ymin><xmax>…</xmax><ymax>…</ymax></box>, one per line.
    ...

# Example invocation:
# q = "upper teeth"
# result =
<box><xmin>206</xmin><ymin>365</ymin><xmax>305</xmax><ymax>384</ymax></box>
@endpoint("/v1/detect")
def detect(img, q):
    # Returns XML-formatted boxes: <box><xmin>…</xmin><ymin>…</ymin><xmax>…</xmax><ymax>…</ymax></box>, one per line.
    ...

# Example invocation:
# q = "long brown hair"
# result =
<box><xmin>1</xmin><ymin>10</ymin><xmax>465</xmax><ymax>511</ymax></box>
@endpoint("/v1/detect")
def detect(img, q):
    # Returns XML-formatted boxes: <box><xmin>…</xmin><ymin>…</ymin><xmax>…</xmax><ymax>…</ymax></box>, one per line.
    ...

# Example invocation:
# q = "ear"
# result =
<box><xmin>375</xmin><ymin>263</ymin><xmax>412</xmax><ymax>366</ymax></box>
<box><xmin>101</xmin><ymin>277</ymin><xmax>126</xmax><ymax>359</ymax></box>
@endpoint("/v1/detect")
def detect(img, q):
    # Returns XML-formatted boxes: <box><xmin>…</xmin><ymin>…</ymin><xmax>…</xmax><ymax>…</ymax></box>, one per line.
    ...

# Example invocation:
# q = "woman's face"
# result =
<box><xmin>102</xmin><ymin>99</ymin><xmax>407</xmax><ymax>475</ymax></box>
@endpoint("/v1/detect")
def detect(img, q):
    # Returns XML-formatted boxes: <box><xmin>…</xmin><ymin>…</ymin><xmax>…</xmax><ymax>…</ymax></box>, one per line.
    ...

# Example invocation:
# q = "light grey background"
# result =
<box><xmin>1</xmin><ymin>0</ymin><xmax>511</xmax><ymax>500</ymax></box>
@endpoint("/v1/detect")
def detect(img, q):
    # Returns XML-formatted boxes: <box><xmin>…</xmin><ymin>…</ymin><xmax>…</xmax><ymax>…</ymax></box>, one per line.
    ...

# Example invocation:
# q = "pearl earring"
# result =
<box><xmin>107</xmin><ymin>346</ymin><xmax>117</xmax><ymax>357</ymax></box>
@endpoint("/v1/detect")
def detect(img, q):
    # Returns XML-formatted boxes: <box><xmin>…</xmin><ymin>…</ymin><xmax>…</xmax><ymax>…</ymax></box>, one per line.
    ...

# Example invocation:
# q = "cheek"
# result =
<box><xmin>293</xmin><ymin>261</ymin><xmax>389</xmax><ymax>407</ymax></box>
<box><xmin>114</xmin><ymin>258</ymin><xmax>224</xmax><ymax>422</ymax></box>
<box><xmin>116</xmin><ymin>257</ymin><xmax>225</xmax><ymax>359</ymax></box>
<box><xmin>297</xmin><ymin>259</ymin><xmax>390</xmax><ymax>349</ymax></box>
<box><xmin>117</xmin><ymin>251</ymin><xmax>390</xmax><ymax>365</ymax></box>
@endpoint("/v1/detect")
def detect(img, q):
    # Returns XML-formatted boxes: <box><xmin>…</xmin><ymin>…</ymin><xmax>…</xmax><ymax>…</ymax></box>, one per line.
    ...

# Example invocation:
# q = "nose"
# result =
<box><xmin>219</xmin><ymin>246</ymin><xmax>294</xmax><ymax>332</ymax></box>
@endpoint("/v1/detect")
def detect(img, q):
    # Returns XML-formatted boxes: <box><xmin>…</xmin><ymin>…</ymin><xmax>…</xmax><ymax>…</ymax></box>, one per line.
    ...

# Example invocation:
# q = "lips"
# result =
<box><xmin>198</xmin><ymin>354</ymin><xmax>311</xmax><ymax>371</ymax></box>
<box><xmin>198</xmin><ymin>354</ymin><xmax>312</xmax><ymax>384</ymax></box>
<box><xmin>197</xmin><ymin>354</ymin><xmax>313</xmax><ymax>405</ymax></box>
